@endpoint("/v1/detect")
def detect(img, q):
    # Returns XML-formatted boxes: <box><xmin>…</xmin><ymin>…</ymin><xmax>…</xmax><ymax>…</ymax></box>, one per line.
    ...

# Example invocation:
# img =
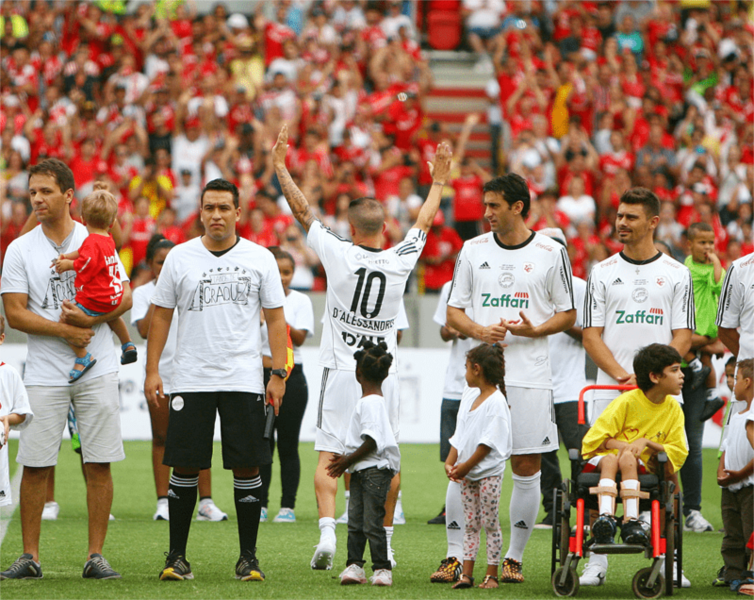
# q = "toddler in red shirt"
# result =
<box><xmin>52</xmin><ymin>184</ymin><xmax>137</xmax><ymax>383</ymax></box>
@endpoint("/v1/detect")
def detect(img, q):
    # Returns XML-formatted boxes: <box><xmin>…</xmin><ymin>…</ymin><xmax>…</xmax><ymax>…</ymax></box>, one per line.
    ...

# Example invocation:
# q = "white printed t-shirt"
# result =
<box><xmin>434</xmin><ymin>281</ymin><xmax>476</xmax><ymax>401</ymax></box>
<box><xmin>719</xmin><ymin>407</ymin><xmax>754</xmax><ymax>492</ymax></box>
<box><xmin>716</xmin><ymin>253</ymin><xmax>754</xmax><ymax>362</ymax></box>
<box><xmin>0</xmin><ymin>223</ymin><xmax>129</xmax><ymax>386</ymax></box>
<box><xmin>0</xmin><ymin>362</ymin><xmax>33</xmax><ymax>506</ymax></box>
<box><xmin>549</xmin><ymin>276</ymin><xmax>587</xmax><ymax>404</ymax></box>
<box><xmin>344</xmin><ymin>393</ymin><xmax>401</xmax><ymax>473</ymax></box>
<box><xmin>448</xmin><ymin>230</ymin><xmax>575</xmax><ymax>389</ymax></box>
<box><xmin>151</xmin><ymin>237</ymin><xmax>285</xmax><ymax>394</ymax></box>
<box><xmin>307</xmin><ymin>220</ymin><xmax>426</xmax><ymax>372</ymax></box>
<box><xmin>261</xmin><ymin>289</ymin><xmax>315</xmax><ymax>364</ymax></box>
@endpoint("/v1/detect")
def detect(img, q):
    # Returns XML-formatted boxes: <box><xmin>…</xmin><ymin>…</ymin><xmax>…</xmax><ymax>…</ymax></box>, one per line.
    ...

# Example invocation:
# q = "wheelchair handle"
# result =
<box><xmin>577</xmin><ymin>384</ymin><xmax>637</xmax><ymax>425</ymax></box>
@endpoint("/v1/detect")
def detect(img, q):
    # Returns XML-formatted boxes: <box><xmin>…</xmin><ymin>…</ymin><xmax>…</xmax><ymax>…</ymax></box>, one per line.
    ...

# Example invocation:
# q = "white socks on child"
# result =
<box><xmin>622</xmin><ymin>479</ymin><xmax>639</xmax><ymax>520</ymax></box>
<box><xmin>445</xmin><ymin>480</ymin><xmax>464</xmax><ymax>559</ymax></box>
<box><xmin>599</xmin><ymin>478</ymin><xmax>615</xmax><ymax>515</ymax></box>
<box><xmin>506</xmin><ymin>471</ymin><xmax>541</xmax><ymax>563</ymax></box>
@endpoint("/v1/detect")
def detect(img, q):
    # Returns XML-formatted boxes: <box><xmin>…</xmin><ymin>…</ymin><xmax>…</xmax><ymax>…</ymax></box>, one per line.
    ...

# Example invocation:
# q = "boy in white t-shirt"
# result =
<box><xmin>327</xmin><ymin>342</ymin><xmax>400</xmax><ymax>588</ymax></box>
<box><xmin>717</xmin><ymin>359</ymin><xmax>754</xmax><ymax>592</ymax></box>
<box><xmin>0</xmin><ymin>316</ymin><xmax>34</xmax><ymax>508</ymax></box>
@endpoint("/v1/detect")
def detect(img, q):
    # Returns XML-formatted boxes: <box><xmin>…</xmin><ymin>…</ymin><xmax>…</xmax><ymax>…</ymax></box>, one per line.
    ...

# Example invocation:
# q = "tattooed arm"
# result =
<box><xmin>272</xmin><ymin>125</ymin><xmax>318</xmax><ymax>232</ymax></box>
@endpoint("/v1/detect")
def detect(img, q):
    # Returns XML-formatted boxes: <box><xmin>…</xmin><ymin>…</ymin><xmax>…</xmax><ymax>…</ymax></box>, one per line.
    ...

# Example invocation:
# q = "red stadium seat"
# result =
<box><xmin>427</xmin><ymin>11</ymin><xmax>462</xmax><ymax>51</ymax></box>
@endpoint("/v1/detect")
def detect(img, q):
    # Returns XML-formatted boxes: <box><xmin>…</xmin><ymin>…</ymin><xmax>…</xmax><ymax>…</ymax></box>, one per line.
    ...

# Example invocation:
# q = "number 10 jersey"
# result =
<box><xmin>307</xmin><ymin>220</ymin><xmax>426</xmax><ymax>372</ymax></box>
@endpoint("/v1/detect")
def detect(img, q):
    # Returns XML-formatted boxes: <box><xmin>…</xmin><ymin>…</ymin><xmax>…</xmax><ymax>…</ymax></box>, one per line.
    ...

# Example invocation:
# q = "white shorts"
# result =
<box><xmin>315</xmin><ymin>368</ymin><xmax>400</xmax><ymax>454</ymax></box>
<box><xmin>18</xmin><ymin>373</ymin><xmax>125</xmax><ymax>467</ymax></box>
<box><xmin>507</xmin><ymin>386</ymin><xmax>558</xmax><ymax>455</ymax></box>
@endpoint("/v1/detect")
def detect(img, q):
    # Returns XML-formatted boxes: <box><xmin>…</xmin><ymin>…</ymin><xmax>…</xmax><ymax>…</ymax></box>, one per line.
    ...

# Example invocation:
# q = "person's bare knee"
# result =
<box><xmin>232</xmin><ymin>467</ymin><xmax>259</xmax><ymax>478</ymax></box>
<box><xmin>510</xmin><ymin>453</ymin><xmax>541</xmax><ymax>476</ymax></box>
<box><xmin>618</xmin><ymin>452</ymin><xmax>638</xmax><ymax>478</ymax></box>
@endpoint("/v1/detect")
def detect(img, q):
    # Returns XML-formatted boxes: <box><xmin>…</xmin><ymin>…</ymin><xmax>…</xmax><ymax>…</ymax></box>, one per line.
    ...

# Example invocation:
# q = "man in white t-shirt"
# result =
<box><xmin>145</xmin><ymin>179</ymin><xmax>289</xmax><ymax>582</ymax></box>
<box><xmin>272</xmin><ymin>124</ymin><xmax>452</xmax><ymax>570</ymax></box>
<box><xmin>717</xmin><ymin>254</ymin><xmax>754</xmax><ymax>364</ymax></box>
<box><xmin>581</xmin><ymin>187</ymin><xmax>694</xmax><ymax>586</ymax></box>
<box><xmin>447</xmin><ymin>173</ymin><xmax>576</xmax><ymax>583</ymax></box>
<box><xmin>1</xmin><ymin>159</ymin><xmax>131</xmax><ymax>580</ymax></box>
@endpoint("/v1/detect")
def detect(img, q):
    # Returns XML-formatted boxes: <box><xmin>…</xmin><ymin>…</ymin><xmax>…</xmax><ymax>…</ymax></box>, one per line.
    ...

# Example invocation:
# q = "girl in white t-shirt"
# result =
<box><xmin>446</xmin><ymin>343</ymin><xmax>512</xmax><ymax>589</ymax></box>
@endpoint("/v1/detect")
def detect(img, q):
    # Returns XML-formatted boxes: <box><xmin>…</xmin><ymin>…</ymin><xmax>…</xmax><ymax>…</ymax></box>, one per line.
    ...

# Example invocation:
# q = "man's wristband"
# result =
<box><xmin>432</xmin><ymin>181</ymin><xmax>446</xmax><ymax>186</ymax></box>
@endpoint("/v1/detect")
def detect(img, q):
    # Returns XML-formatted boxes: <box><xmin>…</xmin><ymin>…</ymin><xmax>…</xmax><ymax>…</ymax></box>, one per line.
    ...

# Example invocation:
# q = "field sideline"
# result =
<box><xmin>0</xmin><ymin>440</ymin><xmax>733</xmax><ymax>599</ymax></box>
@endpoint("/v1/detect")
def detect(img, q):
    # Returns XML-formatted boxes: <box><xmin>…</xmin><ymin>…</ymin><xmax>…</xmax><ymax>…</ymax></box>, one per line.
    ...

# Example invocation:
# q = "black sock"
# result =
<box><xmin>234</xmin><ymin>475</ymin><xmax>263</xmax><ymax>555</ymax></box>
<box><xmin>168</xmin><ymin>473</ymin><xmax>198</xmax><ymax>556</ymax></box>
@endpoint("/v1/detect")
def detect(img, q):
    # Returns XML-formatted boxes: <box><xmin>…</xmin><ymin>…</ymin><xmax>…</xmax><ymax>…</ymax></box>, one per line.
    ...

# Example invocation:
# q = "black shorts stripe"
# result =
<box><xmin>317</xmin><ymin>368</ymin><xmax>330</xmax><ymax>429</ymax></box>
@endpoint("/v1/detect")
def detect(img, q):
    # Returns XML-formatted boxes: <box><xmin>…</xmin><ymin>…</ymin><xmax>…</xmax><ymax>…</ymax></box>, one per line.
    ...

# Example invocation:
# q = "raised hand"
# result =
<box><xmin>272</xmin><ymin>124</ymin><xmax>290</xmax><ymax>170</ymax></box>
<box><xmin>428</xmin><ymin>141</ymin><xmax>453</xmax><ymax>184</ymax></box>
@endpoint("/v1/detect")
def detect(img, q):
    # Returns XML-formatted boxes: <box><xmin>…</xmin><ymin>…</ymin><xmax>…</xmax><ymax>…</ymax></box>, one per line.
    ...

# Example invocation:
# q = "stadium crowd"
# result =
<box><xmin>1</xmin><ymin>0</ymin><xmax>751</xmax><ymax>291</ymax></box>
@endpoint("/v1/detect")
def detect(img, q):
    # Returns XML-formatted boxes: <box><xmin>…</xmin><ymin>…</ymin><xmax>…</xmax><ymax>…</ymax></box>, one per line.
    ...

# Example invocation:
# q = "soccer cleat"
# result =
<box><xmin>620</xmin><ymin>518</ymin><xmax>649</xmax><ymax>545</ymax></box>
<box><xmin>41</xmin><ymin>501</ymin><xmax>60</xmax><ymax>521</ymax></box>
<box><xmin>311</xmin><ymin>534</ymin><xmax>336</xmax><ymax>570</ymax></box>
<box><xmin>0</xmin><ymin>554</ymin><xmax>43</xmax><ymax>580</ymax></box>
<box><xmin>370</xmin><ymin>568</ymin><xmax>393</xmax><ymax>586</ymax></box>
<box><xmin>154</xmin><ymin>498</ymin><xmax>169</xmax><ymax>521</ymax></box>
<box><xmin>579</xmin><ymin>558</ymin><xmax>607</xmax><ymax>586</ymax></box>
<box><xmin>427</xmin><ymin>506</ymin><xmax>446</xmax><ymax>525</ymax></box>
<box><xmin>340</xmin><ymin>564</ymin><xmax>367</xmax><ymax>585</ymax></box>
<box><xmin>272</xmin><ymin>508</ymin><xmax>296</xmax><ymax>523</ymax></box>
<box><xmin>393</xmin><ymin>497</ymin><xmax>405</xmax><ymax>525</ymax></box>
<box><xmin>684</xmin><ymin>509</ymin><xmax>714</xmax><ymax>532</ymax></box>
<box><xmin>196</xmin><ymin>499</ymin><xmax>228</xmax><ymax>521</ymax></box>
<box><xmin>235</xmin><ymin>550</ymin><xmax>264</xmax><ymax>581</ymax></box>
<box><xmin>430</xmin><ymin>557</ymin><xmax>462</xmax><ymax>583</ymax></box>
<box><xmin>335</xmin><ymin>509</ymin><xmax>348</xmax><ymax>524</ymax></box>
<box><xmin>501</xmin><ymin>558</ymin><xmax>524</xmax><ymax>583</ymax></box>
<box><xmin>160</xmin><ymin>551</ymin><xmax>193</xmax><ymax>580</ymax></box>
<box><xmin>689</xmin><ymin>365</ymin><xmax>711</xmax><ymax>391</ymax></box>
<box><xmin>700</xmin><ymin>397</ymin><xmax>725</xmax><ymax>422</ymax></box>
<box><xmin>713</xmin><ymin>566</ymin><xmax>728</xmax><ymax>587</ymax></box>
<box><xmin>534</xmin><ymin>512</ymin><xmax>554</xmax><ymax>529</ymax></box>
<box><xmin>592</xmin><ymin>514</ymin><xmax>618</xmax><ymax>544</ymax></box>
<box><xmin>82</xmin><ymin>554</ymin><xmax>121</xmax><ymax>579</ymax></box>
<box><xmin>260</xmin><ymin>507</ymin><xmax>268</xmax><ymax>522</ymax></box>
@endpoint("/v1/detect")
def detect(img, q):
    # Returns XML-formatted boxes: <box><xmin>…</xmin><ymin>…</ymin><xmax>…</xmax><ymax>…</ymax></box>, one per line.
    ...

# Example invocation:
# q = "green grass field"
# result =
<box><xmin>0</xmin><ymin>440</ymin><xmax>734</xmax><ymax>599</ymax></box>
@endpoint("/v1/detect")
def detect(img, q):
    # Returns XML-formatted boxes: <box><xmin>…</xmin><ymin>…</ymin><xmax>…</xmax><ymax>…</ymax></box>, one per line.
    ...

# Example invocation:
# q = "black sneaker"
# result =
<box><xmin>427</xmin><ymin>506</ymin><xmax>446</xmax><ymax>525</ymax></box>
<box><xmin>534</xmin><ymin>512</ymin><xmax>554</xmax><ymax>529</ymax></box>
<box><xmin>621</xmin><ymin>518</ymin><xmax>649</xmax><ymax>545</ymax></box>
<box><xmin>592</xmin><ymin>514</ymin><xmax>617</xmax><ymax>544</ymax></box>
<box><xmin>700</xmin><ymin>397</ymin><xmax>725</xmax><ymax>422</ymax></box>
<box><xmin>0</xmin><ymin>554</ymin><xmax>42</xmax><ymax>580</ymax></box>
<box><xmin>82</xmin><ymin>553</ymin><xmax>121</xmax><ymax>579</ymax></box>
<box><xmin>235</xmin><ymin>550</ymin><xmax>264</xmax><ymax>581</ymax></box>
<box><xmin>160</xmin><ymin>551</ymin><xmax>193</xmax><ymax>580</ymax></box>
<box><xmin>689</xmin><ymin>365</ymin><xmax>711</xmax><ymax>391</ymax></box>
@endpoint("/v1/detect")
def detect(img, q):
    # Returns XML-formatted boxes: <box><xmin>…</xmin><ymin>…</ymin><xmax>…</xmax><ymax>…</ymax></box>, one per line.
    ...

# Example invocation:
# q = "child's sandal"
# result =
<box><xmin>478</xmin><ymin>575</ymin><xmax>499</xmax><ymax>588</ymax></box>
<box><xmin>452</xmin><ymin>575</ymin><xmax>474</xmax><ymax>589</ymax></box>
<box><xmin>121</xmin><ymin>342</ymin><xmax>138</xmax><ymax>365</ymax></box>
<box><xmin>69</xmin><ymin>353</ymin><xmax>97</xmax><ymax>384</ymax></box>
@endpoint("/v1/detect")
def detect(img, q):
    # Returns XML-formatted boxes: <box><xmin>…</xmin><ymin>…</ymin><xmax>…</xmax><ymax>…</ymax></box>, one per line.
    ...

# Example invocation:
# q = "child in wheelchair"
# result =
<box><xmin>581</xmin><ymin>344</ymin><xmax>689</xmax><ymax>547</ymax></box>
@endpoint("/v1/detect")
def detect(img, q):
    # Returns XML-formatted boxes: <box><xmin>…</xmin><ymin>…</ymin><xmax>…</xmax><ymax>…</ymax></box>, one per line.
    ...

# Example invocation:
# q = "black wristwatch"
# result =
<box><xmin>270</xmin><ymin>368</ymin><xmax>287</xmax><ymax>379</ymax></box>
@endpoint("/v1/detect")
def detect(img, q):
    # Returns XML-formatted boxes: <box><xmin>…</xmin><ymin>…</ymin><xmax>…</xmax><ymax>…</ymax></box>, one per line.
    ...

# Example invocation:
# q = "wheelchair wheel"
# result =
<box><xmin>632</xmin><ymin>567</ymin><xmax>664</xmax><ymax>599</ymax></box>
<box><xmin>675</xmin><ymin>492</ymin><xmax>683</xmax><ymax>588</ymax></box>
<box><xmin>552</xmin><ymin>566</ymin><xmax>580</xmax><ymax>597</ymax></box>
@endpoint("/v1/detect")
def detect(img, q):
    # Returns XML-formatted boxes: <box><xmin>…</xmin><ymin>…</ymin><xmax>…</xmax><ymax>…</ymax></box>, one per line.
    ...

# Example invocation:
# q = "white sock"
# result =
<box><xmin>505</xmin><ymin>471</ymin><xmax>541</xmax><ymax>563</ymax></box>
<box><xmin>445</xmin><ymin>480</ymin><xmax>464</xmax><ymax>559</ymax></box>
<box><xmin>599</xmin><ymin>478</ymin><xmax>616</xmax><ymax>515</ymax></box>
<box><xmin>319</xmin><ymin>516</ymin><xmax>336</xmax><ymax>540</ymax></box>
<box><xmin>384</xmin><ymin>525</ymin><xmax>394</xmax><ymax>551</ymax></box>
<box><xmin>622</xmin><ymin>479</ymin><xmax>639</xmax><ymax>520</ymax></box>
<box><xmin>689</xmin><ymin>357</ymin><xmax>702</xmax><ymax>372</ymax></box>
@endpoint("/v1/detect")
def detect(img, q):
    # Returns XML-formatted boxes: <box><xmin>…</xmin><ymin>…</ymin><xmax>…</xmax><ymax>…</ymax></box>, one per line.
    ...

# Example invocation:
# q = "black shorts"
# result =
<box><xmin>163</xmin><ymin>391</ymin><xmax>271</xmax><ymax>470</ymax></box>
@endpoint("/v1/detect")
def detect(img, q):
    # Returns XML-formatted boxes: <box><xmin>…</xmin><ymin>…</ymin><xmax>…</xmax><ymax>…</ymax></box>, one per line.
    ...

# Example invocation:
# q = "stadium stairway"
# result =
<box><xmin>426</xmin><ymin>51</ymin><xmax>494</xmax><ymax>169</ymax></box>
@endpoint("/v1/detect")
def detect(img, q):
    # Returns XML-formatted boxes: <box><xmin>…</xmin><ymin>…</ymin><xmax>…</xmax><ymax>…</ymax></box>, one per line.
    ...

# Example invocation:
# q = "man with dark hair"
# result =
<box><xmin>447</xmin><ymin>172</ymin><xmax>576</xmax><ymax>583</ymax></box>
<box><xmin>581</xmin><ymin>187</ymin><xmax>695</xmax><ymax>586</ymax></box>
<box><xmin>145</xmin><ymin>179</ymin><xmax>289</xmax><ymax>582</ymax></box>
<box><xmin>272</xmin><ymin>125</ymin><xmax>452</xmax><ymax>571</ymax></box>
<box><xmin>1</xmin><ymin>158</ymin><xmax>132</xmax><ymax>580</ymax></box>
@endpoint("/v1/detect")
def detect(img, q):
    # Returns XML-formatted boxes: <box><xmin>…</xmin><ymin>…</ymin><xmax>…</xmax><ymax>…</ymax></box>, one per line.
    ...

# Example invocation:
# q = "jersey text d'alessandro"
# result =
<box><xmin>333</xmin><ymin>307</ymin><xmax>396</xmax><ymax>331</ymax></box>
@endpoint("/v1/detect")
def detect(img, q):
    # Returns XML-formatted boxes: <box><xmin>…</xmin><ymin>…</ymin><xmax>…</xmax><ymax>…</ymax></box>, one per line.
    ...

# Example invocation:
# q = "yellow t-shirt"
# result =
<box><xmin>582</xmin><ymin>388</ymin><xmax>688</xmax><ymax>474</ymax></box>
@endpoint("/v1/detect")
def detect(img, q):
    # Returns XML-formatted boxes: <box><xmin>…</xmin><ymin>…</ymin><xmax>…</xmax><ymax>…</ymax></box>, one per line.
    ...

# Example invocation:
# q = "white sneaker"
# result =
<box><xmin>393</xmin><ymin>498</ymin><xmax>405</xmax><ymax>525</ymax></box>
<box><xmin>273</xmin><ymin>508</ymin><xmax>296</xmax><ymax>523</ymax></box>
<box><xmin>260</xmin><ymin>507</ymin><xmax>268</xmax><ymax>522</ymax></box>
<box><xmin>311</xmin><ymin>532</ymin><xmax>336</xmax><ymax>570</ymax></box>
<box><xmin>153</xmin><ymin>498</ymin><xmax>169</xmax><ymax>521</ymax></box>
<box><xmin>370</xmin><ymin>568</ymin><xmax>393</xmax><ymax>586</ymax></box>
<box><xmin>580</xmin><ymin>557</ymin><xmax>607</xmax><ymax>586</ymax></box>
<box><xmin>41</xmin><ymin>501</ymin><xmax>60</xmax><ymax>521</ymax></box>
<box><xmin>336</xmin><ymin>509</ymin><xmax>348</xmax><ymax>524</ymax></box>
<box><xmin>109</xmin><ymin>514</ymin><xmax>115</xmax><ymax>521</ymax></box>
<box><xmin>196</xmin><ymin>499</ymin><xmax>228</xmax><ymax>522</ymax></box>
<box><xmin>339</xmin><ymin>563</ymin><xmax>367</xmax><ymax>585</ymax></box>
<box><xmin>658</xmin><ymin>554</ymin><xmax>691</xmax><ymax>588</ymax></box>
<box><xmin>684</xmin><ymin>509</ymin><xmax>713</xmax><ymax>532</ymax></box>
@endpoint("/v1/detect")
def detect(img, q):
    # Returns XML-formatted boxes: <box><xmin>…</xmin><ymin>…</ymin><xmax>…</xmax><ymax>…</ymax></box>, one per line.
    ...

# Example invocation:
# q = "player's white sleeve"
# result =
<box><xmin>583</xmin><ymin>266</ymin><xmax>605</xmax><ymax>328</ymax></box>
<box><xmin>0</xmin><ymin>241</ymin><xmax>29</xmax><ymax>295</ymax></box>
<box><xmin>433</xmin><ymin>283</ymin><xmax>451</xmax><ymax>327</ymax></box>
<box><xmin>671</xmin><ymin>268</ymin><xmax>696</xmax><ymax>331</ymax></box>
<box><xmin>151</xmin><ymin>250</ymin><xmax>179</xmax><ymax>309</ymax></box>
<box><xmin>306</xmin><ymin>219</ymin><xmax>350</xmax><ymax>273</ymax></box>
<box><xmin>259</xmin><ymin>250</ymin><xmax>286</xmax><ymax>309</ymax></box>
<box><xmin>546</xmin><ymin>244</ymin><xmax>576</xmax><ymax>312</ymax></box>
<box><xmin>392</xmin><ymin>228</ymin><xmax>427</xmax><ymax>270</ymax></box>
<box><xmin>131</xmin><ymin>285</ymin><xmax>150</xmax><ymax>325</ymax></box>
<box><xmin>716</xmin><ymin>264</ymin><xmax>741</xmax><ymax>328</ymax></box>
<box><xmin>448</xmin><ymin>246</ymin><xmax>473</xmax><ymax>310</ymax></box>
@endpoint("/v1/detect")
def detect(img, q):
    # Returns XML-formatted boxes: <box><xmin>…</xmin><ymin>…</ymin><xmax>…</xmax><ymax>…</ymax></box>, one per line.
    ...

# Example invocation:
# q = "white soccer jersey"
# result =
<box><xmin>0</xmin><ymin>223</ymin><xmax>128</xmax><ymax>386</ymax></box>
<box><xmin>448</xmin><ymin>231</ymin><xmax>575</xmax><ymax>389</ymax></box>
<box><xmin>716</xmin><ymin>254</ymin><xmax>754</xmax><ymax>362</ymax></box>
<box><xmin>307</xmin><ymin>220</ymin><xmax>426</xmax><ymax>372</ymax></box>
<box><xmin>0</xmin><ymin>362</ymin><xmax>33</xmax><ymax>507</ymax></box>
<box><xmin>131</xmin><ymin>280</ymin><xmax>179</xmax><ymax>394</ymax></box>
<box><xmin>151</xmin><ymin>237</ymin><xmax>286</xmax><ymax>394</ymax></box>
<box><xmin>434</xmin><ymin>281</ymin><xmax>477</xmax><ymax>400</ymax></box>
<box><xmin>584</xmin><ymin>251</ymin><xmax>695</xmax><ymax>399</ymax></box>
<box><xmin>549</xmin><ymin>276</ymin><xmax>587</xmax><ymax>404</ymax></box>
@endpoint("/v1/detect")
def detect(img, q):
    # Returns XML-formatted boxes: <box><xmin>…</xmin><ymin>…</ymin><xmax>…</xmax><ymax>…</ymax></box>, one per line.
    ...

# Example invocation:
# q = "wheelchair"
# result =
<box><xmin>550</xmin><ymin>385</ymin><xmax>683</xmax><ymax>599</ymax></box>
